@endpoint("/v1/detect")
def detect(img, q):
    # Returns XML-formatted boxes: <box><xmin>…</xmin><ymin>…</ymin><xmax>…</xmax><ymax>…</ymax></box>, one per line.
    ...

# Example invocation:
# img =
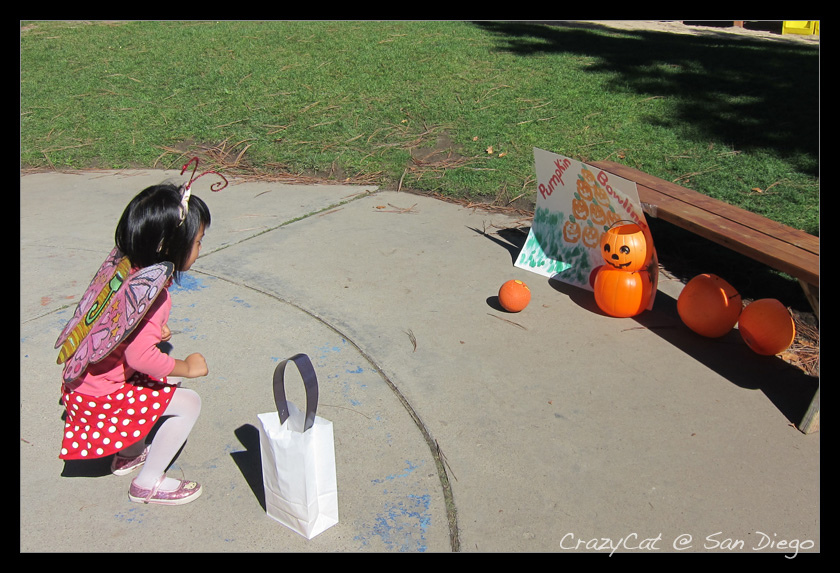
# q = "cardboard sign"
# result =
<box><xmin>516</xmin><ymin>148</ymin><xmax>657</xmax><ymax>305</ymax></box>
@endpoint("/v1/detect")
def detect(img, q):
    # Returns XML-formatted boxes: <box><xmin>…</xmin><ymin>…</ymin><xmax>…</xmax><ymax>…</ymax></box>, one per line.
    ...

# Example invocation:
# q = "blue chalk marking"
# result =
<box><xmin>114</xmin><ymin>507</ymin><xmax>144</xmax><ymax>524</ymax></box>
<box><xmin>231</xmin><ymin>296</ymin><xmax>251</xmax><ymax>307</ymax></box>
<box><xmin>315</xmin><ymin>343</ymin><xmax>343</xmax><ymax>359</ymax></box>
<box><xmin>354</xmin><ymin>495</ymin><xmax>431</xmax><ymax>552</ymax></box>
<box><xmin>171</xmin><ymin>273</ymin><xmax>207</xmax><ymax>292</ymax></box>
<box><xmin>372</xmin><ymin>460</ymin><xmax>422</xmax><ymax>484</ymax></box>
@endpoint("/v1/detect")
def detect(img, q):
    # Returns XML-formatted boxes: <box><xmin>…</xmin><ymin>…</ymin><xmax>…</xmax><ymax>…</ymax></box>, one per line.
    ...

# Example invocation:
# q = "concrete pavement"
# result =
<box><xmin>20</xmin><ymin>169</ymin><xmax>819</xmax><ymax>553</ymax></box>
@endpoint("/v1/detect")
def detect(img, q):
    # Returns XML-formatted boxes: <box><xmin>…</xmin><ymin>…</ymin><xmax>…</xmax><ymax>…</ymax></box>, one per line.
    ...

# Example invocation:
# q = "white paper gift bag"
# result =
<box><xmin>257</xmin><ymin>353</ymin><xmax>339</xmax><ymax>539</ymax></box>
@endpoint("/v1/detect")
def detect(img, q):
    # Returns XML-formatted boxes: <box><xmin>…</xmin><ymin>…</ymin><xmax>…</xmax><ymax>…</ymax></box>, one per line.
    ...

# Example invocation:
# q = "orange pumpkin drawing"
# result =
<box><xmin>498</xmin><ymin>279</ymin><xmax>531</xmax><ymax>312</ymax></box>
<box><xmin>589</xmin><ymin>202</ymin><xmax>607</xmax><ymax>225</ymax></box>
<box><xmin>576</xmin><ymin>178</ymin><xmax>594</xmax><ymax>200</ymax></box>
<box><xmin>604</xmin><ymin>208</ymin><xmax>621</xmax><ymax>227</ymax></box>
<box><xmin>572</xmin><ymin>196</ymin><xmax>590</xmax><ymax>220</ymax></box>
<box><xmin>594</xmin><ymin>184</ymin><xmax>609</xmax><ymax>204</ymax></box>
<box><xmin>582</xmin><ymin>225</ymin><xmax>601</xmax><ymax>248</ymax></box>
<box><xmin>563</xmin><ymin>219</ymin><xmax>581</xmax><ymax>243</ymax></box>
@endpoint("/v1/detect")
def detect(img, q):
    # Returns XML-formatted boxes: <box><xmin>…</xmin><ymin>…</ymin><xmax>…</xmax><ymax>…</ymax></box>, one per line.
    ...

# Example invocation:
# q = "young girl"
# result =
<box><xmin>57</xmin><ymin>164</ymin><xmax>222</xmax><ymax>506</ymax></box>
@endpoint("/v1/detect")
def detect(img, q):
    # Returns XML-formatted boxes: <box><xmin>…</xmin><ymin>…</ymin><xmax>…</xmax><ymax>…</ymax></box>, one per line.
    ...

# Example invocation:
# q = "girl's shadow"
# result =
<box><xmin>61</xmin><ymin>456</ymin><xmax>114</xmax><ymax>478</ymax></box>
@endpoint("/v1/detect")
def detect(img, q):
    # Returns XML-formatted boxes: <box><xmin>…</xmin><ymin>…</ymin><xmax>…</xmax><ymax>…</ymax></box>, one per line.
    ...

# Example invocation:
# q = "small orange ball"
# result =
<box><xmin>677</xmin><ymin>274</ymin><xmax>742</xmax><ymax>338</ymax></box>
<box><xmin>738</xmin><ymin>298</ymin><xmax>796</xmax><ymax>355</ymax></box>
<box><xmin>499</xmin><ymin>279</ymin><xmax>531</xmax><ymax>312</ymax></box>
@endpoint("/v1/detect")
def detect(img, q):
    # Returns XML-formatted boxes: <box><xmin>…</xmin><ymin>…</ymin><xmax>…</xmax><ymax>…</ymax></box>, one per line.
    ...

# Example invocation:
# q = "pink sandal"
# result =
<box><xmin>129</xmin><ymin>476</ymin><xmax>203</xmax><ymax>505</ymax></box>
<box><xmin>111</xmin><ymin>446</ymin><xmax>149</xmax><ymax>476</ymax></box>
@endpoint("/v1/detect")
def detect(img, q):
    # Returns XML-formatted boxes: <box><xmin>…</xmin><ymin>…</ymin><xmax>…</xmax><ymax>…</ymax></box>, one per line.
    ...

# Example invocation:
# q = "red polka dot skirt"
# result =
<box><xmin>59</xmin><ymin>373</ymin><xmax>176</xmax><ymax>460</ymax></box>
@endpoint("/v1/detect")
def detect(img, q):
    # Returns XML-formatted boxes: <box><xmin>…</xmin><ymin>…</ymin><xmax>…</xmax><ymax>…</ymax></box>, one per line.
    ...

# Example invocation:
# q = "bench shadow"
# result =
<box><xmin>231</xmin><ymin>424</ymin><xmax>266</xmax><ymax>511</ymax></box>
<box><xmin>546</xmin><ymin>276</ymin><xmax>818</xmax><ymax>428</ymax></box>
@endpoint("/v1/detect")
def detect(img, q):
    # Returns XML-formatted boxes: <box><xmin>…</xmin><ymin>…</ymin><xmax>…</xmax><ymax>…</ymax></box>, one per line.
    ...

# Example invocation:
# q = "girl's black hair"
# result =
<box><xmin>115</xmin><ymin>183</ymin><xmax>211</xmax><ymax>283</ymax></box>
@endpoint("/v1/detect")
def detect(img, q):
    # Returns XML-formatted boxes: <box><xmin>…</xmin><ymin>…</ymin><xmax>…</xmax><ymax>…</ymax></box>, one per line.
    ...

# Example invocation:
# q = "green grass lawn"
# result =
<box><xmin>21</xmin><ymin>20</ymin><xmax>819</xmax><ymax>239</ymax></box>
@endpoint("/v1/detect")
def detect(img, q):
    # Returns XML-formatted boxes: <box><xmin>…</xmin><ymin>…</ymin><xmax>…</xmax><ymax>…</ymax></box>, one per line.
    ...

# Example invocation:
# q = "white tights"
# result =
<box><xmin>121</xmin><ymin>387</ymin><xmax>202</xmax><ymax>491</ymax></box>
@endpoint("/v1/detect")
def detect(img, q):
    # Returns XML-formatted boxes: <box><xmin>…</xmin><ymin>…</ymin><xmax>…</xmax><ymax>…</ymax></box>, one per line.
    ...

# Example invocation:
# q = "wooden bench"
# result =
<box><xmin>590</xmin><ymin>160</ymin><xmax>820</xmax><ymax>433</ymax></box>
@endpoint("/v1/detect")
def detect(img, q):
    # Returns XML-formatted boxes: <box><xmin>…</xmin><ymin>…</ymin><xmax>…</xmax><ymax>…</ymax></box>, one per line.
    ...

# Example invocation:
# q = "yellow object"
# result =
<box><xmin>782</xmin><ymin>21</ymin><xmax>819</xmax><ymax>35</ymax></box>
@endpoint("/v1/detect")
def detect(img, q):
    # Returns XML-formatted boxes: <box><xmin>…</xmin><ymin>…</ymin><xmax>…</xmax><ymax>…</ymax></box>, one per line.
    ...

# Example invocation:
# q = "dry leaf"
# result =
<box><xmin>486</xmin><ymin>146</ymin><xmax>494</xmax><ymax>154</ymax></box>
<box><xmin>498</xmin><ymin>151</ymin><xmax>507</xmax><ymax>157</ymax></box>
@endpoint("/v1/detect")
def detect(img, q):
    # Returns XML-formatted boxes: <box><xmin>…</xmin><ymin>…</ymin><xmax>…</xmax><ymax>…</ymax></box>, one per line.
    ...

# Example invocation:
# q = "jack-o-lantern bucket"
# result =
<box><xmin>594</xmin><ymin>268</ymin><xmax>652</xmax><ymax>318</ymax></box>
<box><xmin>600</xmin><ymin>223</ymin><xmax>650</xmax><ymax>273</ymax></box>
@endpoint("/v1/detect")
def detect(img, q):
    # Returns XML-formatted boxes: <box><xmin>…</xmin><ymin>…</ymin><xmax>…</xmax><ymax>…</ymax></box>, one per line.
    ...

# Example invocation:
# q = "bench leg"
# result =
<box><xmin>799</xmin><ymin>279</ymin><xmax>819</xmax><ymax>320</ymax></box>
<box><xmin>798</xmin><ymin>386</ymin><xmax>819</xmax><ymax>434</ymax></box>
<box><xmin>795</xmin><ymin>279</ymin><xmax>818</xmax><ymax>434</ymax></box>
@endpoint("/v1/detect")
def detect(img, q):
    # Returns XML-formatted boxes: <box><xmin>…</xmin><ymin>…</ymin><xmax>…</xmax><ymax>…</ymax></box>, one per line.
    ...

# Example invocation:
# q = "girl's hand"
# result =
<box><xmin>185</xmin><ymin>352</ymin><xmax>208</xmax><ymax>378</ymax></box>
<box><xmin>161</xmin><ymin>323</ymin><xmax>172</xmax><ymax>342</ymax></box>
<box><xmin>184</xmin><ymin>353</ymin><xmax>208</xmax><ymax>377</ymax></box>
<box><xmin>170</xmin><ymin>353</ymin><xmax>208</xmax><ymax>378</ymax></box>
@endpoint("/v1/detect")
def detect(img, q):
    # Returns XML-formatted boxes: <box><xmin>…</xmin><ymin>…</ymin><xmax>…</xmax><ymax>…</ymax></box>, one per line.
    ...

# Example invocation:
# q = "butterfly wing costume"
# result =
<box><xmin>55</xmin><ymin>247</ymin><xmax>174</xmax><ymax>384</ymax></box>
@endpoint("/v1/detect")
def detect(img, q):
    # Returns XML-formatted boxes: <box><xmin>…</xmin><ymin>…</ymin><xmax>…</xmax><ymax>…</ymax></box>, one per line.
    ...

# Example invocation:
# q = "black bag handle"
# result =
<box><xmin>273</xmin><ymin>353</ymin><xmax>319</xmax><ymax>432</ymax></box>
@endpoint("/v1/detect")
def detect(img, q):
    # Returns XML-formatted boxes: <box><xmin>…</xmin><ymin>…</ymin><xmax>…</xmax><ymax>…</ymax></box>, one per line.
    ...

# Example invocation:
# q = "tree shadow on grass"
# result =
<box><xmin>472</xmin><ymin>21</ymin><xmax>819</xmax><ymax>178</ymax></box>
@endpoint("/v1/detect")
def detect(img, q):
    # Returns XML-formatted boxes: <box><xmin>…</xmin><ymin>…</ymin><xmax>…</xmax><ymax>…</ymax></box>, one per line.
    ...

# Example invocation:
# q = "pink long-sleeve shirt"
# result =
<box><xmin>65</xmin><ymin>289</ymin><xmax>176</xmax><ymax>396</ymax></box>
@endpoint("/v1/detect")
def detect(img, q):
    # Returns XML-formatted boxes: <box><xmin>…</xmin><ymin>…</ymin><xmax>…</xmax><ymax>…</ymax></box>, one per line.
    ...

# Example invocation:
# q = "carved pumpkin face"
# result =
<box><xmin>600</xmin><ymin>223</ymin><xmax>648</xmax><ymax>272</ymax></box>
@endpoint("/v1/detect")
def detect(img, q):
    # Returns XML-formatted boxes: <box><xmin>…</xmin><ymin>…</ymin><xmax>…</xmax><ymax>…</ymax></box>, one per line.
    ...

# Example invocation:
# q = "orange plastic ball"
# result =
<box><xmin>738</xmin><ymin>298</ymin><xmax>796</xmax><ymax>356</ymax></box>
<box><xmin>677</xmin><ymin>274</ymin><xmax>742</xmax><ymax>338</ymax></box>
<box><xmin>499</xmin><ymin>279</ymin><xmax>531</xmax><ymax>312</ymax></box>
